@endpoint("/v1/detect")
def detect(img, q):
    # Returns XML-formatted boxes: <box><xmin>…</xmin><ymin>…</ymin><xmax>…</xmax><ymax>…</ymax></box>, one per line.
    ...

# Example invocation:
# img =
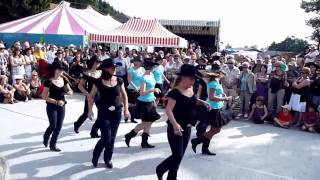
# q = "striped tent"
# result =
<box><xmin>0</xmin><ymin>1</ymin><xmax>120</xmax><ymax>36</ymax></box>
<box><xmin>89</xmin><ymin>19</ymin><xmax>188</xmax><ymax>48</ymax></box>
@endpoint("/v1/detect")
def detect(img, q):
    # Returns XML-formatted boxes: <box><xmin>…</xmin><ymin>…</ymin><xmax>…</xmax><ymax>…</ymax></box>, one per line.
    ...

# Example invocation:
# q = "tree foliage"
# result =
<box><xmin>268</xmin><ymin>37</ymin><xmax>309</xmax><ymax>53</ymax></box>
<box><xmin>0</xmin><ymin>0</ymin><xmax>129</xmax><ymax>24</ymax></box>
<box><xmin>301</xmin><ymin>0</ymin><xmax>320</xmax><ymax>47</ymax></box>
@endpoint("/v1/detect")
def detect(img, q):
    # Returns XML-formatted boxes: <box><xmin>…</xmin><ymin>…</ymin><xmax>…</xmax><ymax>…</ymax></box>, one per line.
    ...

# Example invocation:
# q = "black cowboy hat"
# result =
<box><xmin>131</xmin><ymin>56</ymin><xmax>143</xmax><ymax>63</ymax></box>
<box><xmin>205</xmin><ymin>63</ymin><xmax>225</xmax><ymax>77</ymax></box>
<box><xmin>55</xmin><ymin>49</ymin><xmax>63</xmax><ymax>56</ymax></box>
<box><xmin>143</xmin><ymin>58</ymin><xmax>159</xmax><ymax>67</ymax></box>
<box><xmin>100</xmin><ymin>58</ymin><xmax>122</xmax><ymax>69</ymax></box>
<box><xmin>176</xmin><ymin>64</ymin><xmax>201</xmax><ymax>79</ymax></box>
<box><xmin>47</xmin><ymin>61</ymin><xmax>66</xmax><ymax>71</ymax></box>
<box><xmin>86</xmin><ymin>55</ymin><xmax>101</xmax><ymax>69</ymax></box>
<box><xmin>306</xmin><ymin>62</ymin><xmax>320</xmax><ymax>69</ymax></box>
<box><xmin>98</xmin><ymin>58</ymin><xmax>122</xmax><ymax>70</ymax></box>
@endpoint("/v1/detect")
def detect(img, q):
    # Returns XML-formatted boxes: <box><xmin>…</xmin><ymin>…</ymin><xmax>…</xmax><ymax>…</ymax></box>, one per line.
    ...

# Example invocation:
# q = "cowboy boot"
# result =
<box><xmin>125</xmin><ymin>129</ymin><xmax>137</xmax><ymax>147</ymax></box>
<box><xmin>141</xmin><ymin>133</ymin><xmax>155</xmax><ymax>148</ymax></box>
<box><xmin>202</xmin><ymin>138</ymin><xmax>216</xmax><ymax>156</ymax></box>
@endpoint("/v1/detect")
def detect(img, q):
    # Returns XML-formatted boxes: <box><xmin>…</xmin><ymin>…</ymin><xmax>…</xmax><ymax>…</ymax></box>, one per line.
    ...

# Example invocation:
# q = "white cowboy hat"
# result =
<box><xmin>68</xmin><ymin>44</ymin><xmax>76</xmax><ymax>48</ymax></box>
<box><xmin>281</xmin><ymin>104</ymin><xmax>290</xmax><ymax>110</ymax></box>
<box><xmin>0</xmin><ymin>43</ymin><xmax>5</xmax><ymax>49</ymax></box>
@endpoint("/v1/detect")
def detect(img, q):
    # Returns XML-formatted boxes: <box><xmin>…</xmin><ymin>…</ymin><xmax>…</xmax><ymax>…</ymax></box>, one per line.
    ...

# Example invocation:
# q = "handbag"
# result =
<box><xmin>289</xmin><ymin>93</ymin><xmax>302</xmax><ymax>112</ymax></box>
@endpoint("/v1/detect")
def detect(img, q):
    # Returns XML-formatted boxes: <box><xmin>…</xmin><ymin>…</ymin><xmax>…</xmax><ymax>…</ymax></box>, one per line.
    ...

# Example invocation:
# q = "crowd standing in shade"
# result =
<box><xmin>2</xmin><ymin>40</ymin><xmax>320</xmax><ymax>179</ymax></box>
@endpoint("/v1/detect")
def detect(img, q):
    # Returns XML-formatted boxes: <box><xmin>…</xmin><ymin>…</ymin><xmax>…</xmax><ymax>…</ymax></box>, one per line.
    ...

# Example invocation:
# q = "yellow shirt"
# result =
<box><xmin>34</xmin><ymin>51</ymin><xmax>46</xmax><ymax>63</ymax></box>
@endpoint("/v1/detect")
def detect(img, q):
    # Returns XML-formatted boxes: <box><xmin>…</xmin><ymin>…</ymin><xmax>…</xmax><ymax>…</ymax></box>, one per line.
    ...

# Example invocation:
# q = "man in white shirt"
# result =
<box><xmin>195</xmin><ymin>45</ymin><xmax>202</xmax><ymax>58</ymax></box>
<box><xmin>114</xmin><ymin>50</ymin><xmax>130</xmax><ymax>86</ymax></box>
<box><xmin>100</xmin><ymin>49</ymin><xmax>110</xmax><ymax>61</ymax></box>
<box><xmin>221</xmin><ymin>57</ymin><xmax>240</xmax><ymax>109</ymax></box>
<box><xmin>46</xmin><ymin>45</ymin><xmax>56</xmax><ymax>64</ymax></box>
<box><xmin>305</xmin><ymin>45</ymin><xmax>319</xmax><ymax>64</ymax></box>
<box><xmin>264</xmin><ymin>55</ymin><xmax>273</xmax><ymax>74</ymax></box>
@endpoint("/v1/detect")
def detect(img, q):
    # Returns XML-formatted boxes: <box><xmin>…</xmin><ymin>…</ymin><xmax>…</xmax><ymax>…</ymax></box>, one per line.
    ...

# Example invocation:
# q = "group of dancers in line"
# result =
<box><xmin>41</xmin><ymin>55</ymin><xmax>232</xmax><ymax>180</ymax></box>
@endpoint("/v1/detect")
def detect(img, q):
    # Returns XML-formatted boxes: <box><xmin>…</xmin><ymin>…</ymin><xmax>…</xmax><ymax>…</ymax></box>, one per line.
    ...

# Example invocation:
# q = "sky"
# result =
<box><xmin>106</xmin><ymin>0</ymin><xmax>315</xmax><ymax>48</ymax></box>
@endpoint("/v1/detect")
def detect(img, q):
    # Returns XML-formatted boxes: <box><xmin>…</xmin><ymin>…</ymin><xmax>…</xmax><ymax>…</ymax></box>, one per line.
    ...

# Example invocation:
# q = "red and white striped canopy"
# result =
<box><xmin>0</xmin><ymin>1</ymin><xmax>121</xmax><ymax>35</ymax></box>
<box><xmin>90</xmin><ymin>19</ymin><xmax>188</xmax><ymax>48</ymax></box>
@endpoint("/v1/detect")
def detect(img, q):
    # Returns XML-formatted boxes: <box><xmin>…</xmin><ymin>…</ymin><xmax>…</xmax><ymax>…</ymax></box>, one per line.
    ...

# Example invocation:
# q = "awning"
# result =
<box><xmin>89</xmin><ymin>18</ymin><xmax>188</xmax><ymax>48</ymax></box>
<box><xmin>0</xmin><ymin>1</ymin><xmax>121</xmax><ymax>35</ymax></box>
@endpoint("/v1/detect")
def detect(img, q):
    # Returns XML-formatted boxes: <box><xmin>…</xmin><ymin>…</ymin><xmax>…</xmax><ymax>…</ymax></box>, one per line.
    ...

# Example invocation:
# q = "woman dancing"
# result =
<box><xmin>124</xmin><ymin>58</ymin><xmax>161</xmax><ymax>148</ymax></box>
<box><xmin>126</xmin><ymin>56</ymin><xmax>145</xmax><ymax>123</ymax></box>
<box><xmin>42</xmin><ymin>61</ymin><xmax>73</xmax><ymax>152</ymax></box>
<box><xmin>88</xmin><ymin>59</ymin><xmax>130</xmax><ymax>168</ymax></box>
<box><xmin>74</xmin><ymin>55</ymin><xmax>101</xmax><ymax>138</ymax></box>
<box><xmin>156</xmin><ymin>64</ymin><xmax>209</xmax><ymax>180</ymax></box>
<box><xmin>191</xmin><ymin>63</ymin><xmax>231</xmax><ymax>155</ymax></box>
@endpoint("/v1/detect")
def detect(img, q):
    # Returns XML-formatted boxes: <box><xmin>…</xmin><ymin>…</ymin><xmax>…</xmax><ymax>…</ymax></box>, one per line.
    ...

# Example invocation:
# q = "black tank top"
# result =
<box><xmin>292</xmin><ymin>78</ymin><xmax>309</xmax><ymax>102</ymax></box>
<box><xmin>95</xmin><ymin>77</ymin><xmax>123</xmax><ymax>110</ymax></box>
<box><xmin>310</xmin><ymin>78</ymin><xmax>320</xmax><ymax>96</ymax></box>
<box><xmin>44</xmin><ymin>77</ymin><xmax>67</xmax><ymax>103</ymax></box>
<box><xmin>82</xmin><ymin>72</ymin><xmax>99</xmax><ymax>92</ymax></box>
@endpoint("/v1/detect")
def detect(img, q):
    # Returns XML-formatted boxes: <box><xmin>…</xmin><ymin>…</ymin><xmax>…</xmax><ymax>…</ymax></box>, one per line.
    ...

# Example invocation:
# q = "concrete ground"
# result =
<box><xmin>0</xmin><ymin>94</ymin><xmax>320</xmax><ymax>180</ymax></box>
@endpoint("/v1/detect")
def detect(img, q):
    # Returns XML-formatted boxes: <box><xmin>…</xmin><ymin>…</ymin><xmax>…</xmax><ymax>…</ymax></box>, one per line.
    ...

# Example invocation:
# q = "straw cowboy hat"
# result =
<box><xmin>204</xmin><ymin>63</ymin><xmax>226</xmax><ymax>77</ymax></box>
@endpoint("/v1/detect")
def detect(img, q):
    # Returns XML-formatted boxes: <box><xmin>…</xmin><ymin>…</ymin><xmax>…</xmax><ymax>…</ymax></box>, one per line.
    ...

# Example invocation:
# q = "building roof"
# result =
<box><xmin>158</xmin><ymin>19</ymin><xmax>220</xmax><ymax>27</ymax></box>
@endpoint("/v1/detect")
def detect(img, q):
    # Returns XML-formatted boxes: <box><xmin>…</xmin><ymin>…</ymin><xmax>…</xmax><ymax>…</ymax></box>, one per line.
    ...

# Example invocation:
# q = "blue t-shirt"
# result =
<box><xmin>153</xmin><ymin>66</ymin><xmax>164</xmax><ymax>84</ymax></box>
<box><xmin>137</xmin><ymin>74</ymin><xmax>156</xmax><ymax>102</ymax></box>
<box><xmin>207</xmin><ymin>80</ymin><xmax>224</xmax><ymax>109</ymax></box>
<box><xmin>127</xmin><ymin>67</ymin><xmax>145</xmax><ymax>90</ymax></box>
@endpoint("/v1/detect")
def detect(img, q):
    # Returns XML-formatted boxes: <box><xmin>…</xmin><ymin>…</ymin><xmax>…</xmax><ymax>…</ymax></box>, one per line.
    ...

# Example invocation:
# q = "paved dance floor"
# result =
<box><xmin>0</xmin><ymin>94</ymin><xmax>319</xmax><ymax>180</ymax></box>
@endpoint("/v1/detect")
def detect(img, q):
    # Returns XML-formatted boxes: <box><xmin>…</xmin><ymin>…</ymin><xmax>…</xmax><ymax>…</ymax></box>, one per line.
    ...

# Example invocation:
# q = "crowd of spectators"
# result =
<box><xmin>1</xmin><ymin>40</ymin><xmax>320</xmax><ymax>133</ymax></box>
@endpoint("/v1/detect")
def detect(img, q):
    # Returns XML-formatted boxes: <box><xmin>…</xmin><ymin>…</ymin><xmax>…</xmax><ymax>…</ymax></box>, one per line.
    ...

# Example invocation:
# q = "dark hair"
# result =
<box><xmin>259</xmin><ymin>64</ymin><xmax>268</xmax><ymax>73</ymax></box>
<box><xmin>12</xmin><ymin>48</ymin><xmax>20</xmax><ymax>57</ymax></box>
<box><xmin>86</xmin><ymin>55</ymin><xmax>99</xmax><ymax>70</ymax></box>
<box><xmin>173</xmin><ymin>76</ymin><xmax>182</xmax><ymax>87</ymax></box>
<box><xmin>256</xmin><ymin>96</ymin><xmax>265</xmax><ymax>103</ymax></box>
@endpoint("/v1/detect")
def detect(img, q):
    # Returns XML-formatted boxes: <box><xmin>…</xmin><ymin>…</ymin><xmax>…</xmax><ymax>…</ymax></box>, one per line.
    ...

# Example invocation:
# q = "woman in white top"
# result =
<box><xmin>24</xmin><ymin>48</ymin><xmax>35</xmax><ymax>80</ymax></box>
<box><xmin>10</xmin><ymin>48</ymin><xmax>26</xmax><ymax>83</ymax></box>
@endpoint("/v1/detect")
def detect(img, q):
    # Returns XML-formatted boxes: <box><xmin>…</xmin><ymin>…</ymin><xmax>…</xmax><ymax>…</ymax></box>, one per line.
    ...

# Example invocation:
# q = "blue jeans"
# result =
<box><xmin>156</xmin><ymin>123</ymin><xmax>191</xmax><ymax>180</ymax></box>
<box><xmin>312</xmin><ymin>96</ymin><xmax>320</xmax><ymax>106</ymax></box>
<box><xmin>92</xmin><ymin>108</ymin><xmax>122</xmax><ymax>162</ymax></box>
<box><xmin>44</xmin><ymin>103</ymin><xmax>65</xmax><ymax>148</ymax></box>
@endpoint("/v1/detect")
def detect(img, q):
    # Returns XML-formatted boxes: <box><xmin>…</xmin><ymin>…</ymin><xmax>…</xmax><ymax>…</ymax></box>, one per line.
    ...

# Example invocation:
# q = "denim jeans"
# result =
<box><xmin>156</xmin><ymin>123</ymin><xmax>191</xmax><ymax>180</ymax></box>
<box><xmin>74</xmin><ymin>98</ymin><xmax>99</xmax><ymax>135</ymax></box>
<box><xmin>44</xmin><ymin>103</ymin><xmax>65</xmax><ymax>148</ymax></box>
<box><xmin>92</xmin><ymin>109</ymin><xmax>122</xmax><ymax>163</ymax></box>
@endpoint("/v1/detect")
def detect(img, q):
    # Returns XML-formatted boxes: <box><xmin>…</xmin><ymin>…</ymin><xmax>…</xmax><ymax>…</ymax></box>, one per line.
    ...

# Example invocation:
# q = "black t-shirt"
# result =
<box><xmin>167</xmin><ymin>88</ymin><xmax>197</xmax><ymax>127</ymax></box>
<box><xmin>95</xmin><ymin>77</ymin><xmax>123</xmax><ymax>110</ymax></box>
<box><xmin>70</xmin><ymin>64</ymin><xmax>84</xmax><ymax>78</ymax></box>
<box><xmin>310</xmin><ymin>78</ymin><xmax>320</xmax><ymax>96</ymax></box>
<box><xmin>82</xmin><ymin>73</ymin><xmax>99</xmax><ymax>92</ymax></box>
<box><xmin>44</xmin><ymin>78</ymin><xmax>68</xmax><ymax>103</ymax></box>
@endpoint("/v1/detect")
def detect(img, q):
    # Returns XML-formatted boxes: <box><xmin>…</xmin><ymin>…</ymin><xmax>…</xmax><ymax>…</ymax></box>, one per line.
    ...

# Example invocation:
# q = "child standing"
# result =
<box><xmin>248</xmin><ymin>96</ymin><xmax>268</xmax><ymax>124</ymax></box>
<box><xmin>302</xmin><ymin>104</ymin><xmax>318</xmax><ymax>132</ymax></box>
<box><xmin>274</xmin><ymin>105</ymin><xmax>293</xmax><ymax>128</ymax></box>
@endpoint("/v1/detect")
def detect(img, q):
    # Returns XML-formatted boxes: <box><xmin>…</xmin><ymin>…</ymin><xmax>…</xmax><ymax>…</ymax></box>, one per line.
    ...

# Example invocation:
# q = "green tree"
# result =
<box><xmin>268</xmin><ymin>37</ymin><xmax>309</xmax><ymax>53</ymax></box>
<box><xmin>0</xmin><ymin>0</ymin><xmax>51</xmax><ymax>23</ymax></box>
<box><xmin>301</xmin><ymin>0</ymin><xmax>320</xmax><ymax>48</ymax></box>
<box><xmin>0</xmin><ymin>0</ymin><xmax>129</xmax><ymax>24</ymax></box>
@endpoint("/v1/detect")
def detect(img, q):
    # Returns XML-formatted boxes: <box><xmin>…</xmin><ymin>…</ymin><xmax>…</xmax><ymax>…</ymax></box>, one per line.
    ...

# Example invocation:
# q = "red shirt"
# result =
<box><xmin>278</xmin><ymin>112</ymin><xmax>293</xmax><ymax>123</ymax></box>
